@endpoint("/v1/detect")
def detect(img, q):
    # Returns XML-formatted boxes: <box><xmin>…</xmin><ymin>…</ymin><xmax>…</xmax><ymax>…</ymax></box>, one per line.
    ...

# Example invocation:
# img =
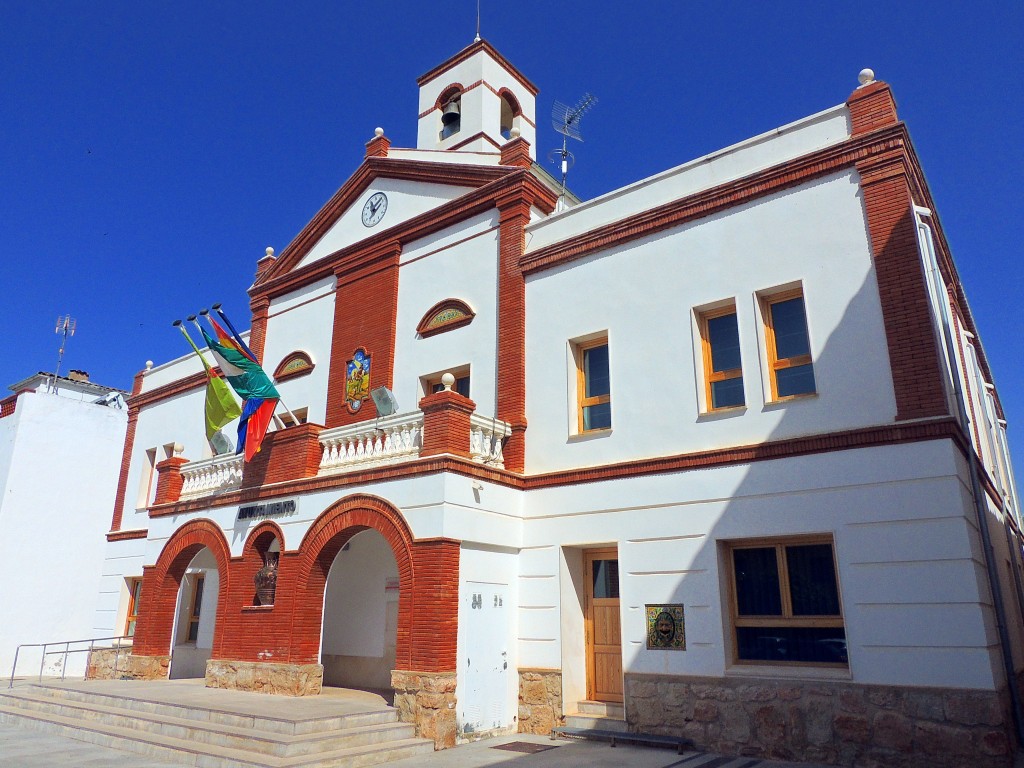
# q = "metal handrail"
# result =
<box><xmin>8</xmin><ymin>635</ymin><xmax>132</xmax><ymax>689</ymax></box>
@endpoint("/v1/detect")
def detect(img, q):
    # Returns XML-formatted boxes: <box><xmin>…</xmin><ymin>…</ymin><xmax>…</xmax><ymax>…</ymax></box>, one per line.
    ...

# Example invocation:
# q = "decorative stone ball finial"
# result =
<box><xmin>265</xmin><ymin>246</ymin><xmax>275</xmax><ymax>259</ymax></box>
<box><xmin>858</xmin><ymin>68</ymin><xmax>875</xmax><ymax>87</ymax></box>
<box><xmin>173</xmin><ymin>443</ymin><xmax>185</xmax><ymax>456</ymax></box>
<box><xmin>374</xmin><ymin>127</ymin><xmax>384</xmax><ymax>138</ymax></box>
<box><xmin>441</xmin><ymin>372</ymin><xmax>456</xmax><ymax>391</ymax></box>
<box><xmin>145</xmin><ymin>360</ymin><xmax>154</xmax><ymax>371</ymax></box>
<box><xmin>510</xmin><ymin>127</ymin><xmax>521</xmax><ymax>139</ymax></box>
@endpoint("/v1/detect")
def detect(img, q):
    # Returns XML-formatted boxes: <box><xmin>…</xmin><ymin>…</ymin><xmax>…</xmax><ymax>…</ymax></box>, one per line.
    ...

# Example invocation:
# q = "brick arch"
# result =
<box><xmin>241</xmin><ymin>520</ymin><xmax>285</xmax><ymax>607</ymax></box>
<box><xmin>243</xmin><ymin>520</ymin><xmax>286</xmax><ymax>554</ymax></box>
<box><xmin>132</xmin><ymin>519</ymin><xmax>231</xmax><ymax>658</ymax></box>
<box><xmin>292</xmin><ymin>494</ymin><xmax>459</xmax><ymax>672</ymax></box>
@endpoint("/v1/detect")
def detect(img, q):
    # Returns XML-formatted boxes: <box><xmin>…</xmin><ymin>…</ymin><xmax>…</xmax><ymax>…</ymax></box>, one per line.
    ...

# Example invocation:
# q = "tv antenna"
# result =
<box><xmin>548</xmin><ymin>93</ymin><xmax>597</xmax><ymax>210</ymax></box>
<box><xmin>51</xmin><ymin>314</ymin><xmax>76</xmax><ymax>393</ymax></box>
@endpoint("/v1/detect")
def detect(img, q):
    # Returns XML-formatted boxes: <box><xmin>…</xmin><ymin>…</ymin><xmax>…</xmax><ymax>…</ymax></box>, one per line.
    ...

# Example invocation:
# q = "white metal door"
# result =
<box><xmin>460</xmin><ymin>583</ymin><xmax>509</xmax><ymax>733</ymax></box>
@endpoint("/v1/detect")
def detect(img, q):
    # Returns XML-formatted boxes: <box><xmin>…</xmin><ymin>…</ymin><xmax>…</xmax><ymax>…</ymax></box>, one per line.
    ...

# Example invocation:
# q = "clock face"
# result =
<box><xmin>361</xmin><ymin>192</ymin><xmax>388</xmax><ymax>227</ymax></box>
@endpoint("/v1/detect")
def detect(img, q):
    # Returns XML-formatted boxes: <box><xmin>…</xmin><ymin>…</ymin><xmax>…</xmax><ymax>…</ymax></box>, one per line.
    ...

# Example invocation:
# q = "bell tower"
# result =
<box><xmin>416</xmin><ymin>39</ymin><xmax>538</xmax><ymax>159</ymax></box>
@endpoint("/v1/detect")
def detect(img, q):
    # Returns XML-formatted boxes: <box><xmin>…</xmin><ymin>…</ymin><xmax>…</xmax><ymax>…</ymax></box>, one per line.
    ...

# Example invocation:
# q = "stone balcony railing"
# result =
<box><xmin>318</xmin><ymin>411</ymin><xmax>424</xmax><ymax>473</ymax></box>
<box><xmin>158</xmin><ymin>390</ymin><xmax>512</xmax><ymax>505</ymax></box>
<box><xmin>179</xmin><ymin>453</ymin><xmax>245</xmax><ymax>498</ymax></box>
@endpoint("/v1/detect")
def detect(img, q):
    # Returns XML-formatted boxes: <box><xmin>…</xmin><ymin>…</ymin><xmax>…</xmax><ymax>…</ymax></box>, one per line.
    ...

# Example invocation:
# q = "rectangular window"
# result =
<box><xmin>124</xmin><ymin>579</ymin><xmax>142</xmax><ymax>638</ymax></box>
<box><xmin>576</xmin><ymin>338</ymin><xmax>611</xmax><ymax>432</ymax></box>
<box><xmin>762</xmin><ymin>289</ymin><xmax>816</xmax><ymax>399</ymax></box>
<box><xmin>699</xmin><ymin>306</ymin><xmax>744</xmax><ymax>410</ymax></box>
<box><xmin>726</xmin><ymin>537</ymin><xmax>846</xmax><ymax>665</ymax></box>
<box><xmin>422</xmin><ymin>366</ymin><xmax>471</xmax><ymax>399</ymax></box>
<box><xmin>183</xmin><ymin>575</ymin><xmax>205</xmax><ymax>643</ymax></box>
<box><xmin>278</xmin><ymin>407</ymin><xmax>309</xmax><ymax>428</ymax></box>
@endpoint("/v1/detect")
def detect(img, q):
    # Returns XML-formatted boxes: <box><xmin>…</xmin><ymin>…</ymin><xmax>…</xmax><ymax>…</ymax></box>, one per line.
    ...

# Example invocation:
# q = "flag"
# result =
<box><xmin>197</xmin><ymin>322</ymin><xmax>279</xmax><ymax>461</ymax></box>
<box><xmin>175</xmin><ymin>323</ymin><xmax>242</xmax><ymax>450</ymax></box>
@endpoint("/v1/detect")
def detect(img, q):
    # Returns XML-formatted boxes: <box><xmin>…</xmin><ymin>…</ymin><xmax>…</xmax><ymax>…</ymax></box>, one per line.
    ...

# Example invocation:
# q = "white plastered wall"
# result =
<box><xmin>394</xmin><ymin>210</ymin><xmax>501</xmax><ymax>416</ymax></box>
<box><xmin>524</xmin><ymin>170</ymin><xmax>895</xmax><ymax>473</ymax></box>
<box><xmin>515</xmin><ymin>439</ymin><xmax>1001</xmax><ymax>696</ymax></box>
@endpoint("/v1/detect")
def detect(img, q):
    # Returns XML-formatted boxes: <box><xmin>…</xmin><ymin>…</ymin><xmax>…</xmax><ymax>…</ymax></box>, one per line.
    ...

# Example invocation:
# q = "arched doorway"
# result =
<box><xmin>321</xmin><ymin>529</ymin><xmax>398</xmax><ymax>691</ymax></box>
<box><xmin>168</xmin><ymin>547</ymin><xmax>220</xmax><ymax>679</ymax></box>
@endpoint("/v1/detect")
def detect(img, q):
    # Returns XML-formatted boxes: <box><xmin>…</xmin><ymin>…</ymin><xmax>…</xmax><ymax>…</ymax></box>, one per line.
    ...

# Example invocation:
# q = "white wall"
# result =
<box><xmin>297</xmin><ymin>179</ymin><xmax>474</xmax><ymax>269</ymax></box>
<box><xmin>524</xmin><ymin>170</ymin><xmax>895</xmax><ymax>473</ymax></box>
<box><xmin>0</xmin><ymin>392</ymin><xmax>127</xmax><ymax>678</ymax></box>
<box><xmin>516</xmin><ymin>439</ymin><xmax>999</xmax><ymax>693</ymax></box>
<box><xmin>394</xmin><ymin>211</ymin><xmax>501</xmax><ymax>416</ymax></box>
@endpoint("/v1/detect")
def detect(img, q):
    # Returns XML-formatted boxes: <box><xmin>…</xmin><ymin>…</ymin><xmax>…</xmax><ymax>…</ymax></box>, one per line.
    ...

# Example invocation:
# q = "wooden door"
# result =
<box><xmin>585</xmin><ymin>548</ymin><xmax>622</xmax><ymax>702</ymax></box>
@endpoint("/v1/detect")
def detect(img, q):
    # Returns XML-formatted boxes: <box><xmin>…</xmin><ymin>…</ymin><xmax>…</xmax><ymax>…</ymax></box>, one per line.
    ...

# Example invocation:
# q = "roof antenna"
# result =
<box><xmin>548</xmin><ymin>93</ymin><xmax>598</xmax><ymax>212</ymax></box>
<box><xmin>475</xmin><ymin>0</ymin><xmax>481</xmax><ymax>42</ymax></box>
<box><xmin>51</xmin><ymin>314</ymin><xmax>76</xmax><ymax>393</ymax></box>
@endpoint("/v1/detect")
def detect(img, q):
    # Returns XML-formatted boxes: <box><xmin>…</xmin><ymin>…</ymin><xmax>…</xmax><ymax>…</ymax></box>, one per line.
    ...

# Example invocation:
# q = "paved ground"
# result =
<box><xmin>0</xmin><ymin>718</ymin><xmax>824</xmax><ymax>768</ymax></box>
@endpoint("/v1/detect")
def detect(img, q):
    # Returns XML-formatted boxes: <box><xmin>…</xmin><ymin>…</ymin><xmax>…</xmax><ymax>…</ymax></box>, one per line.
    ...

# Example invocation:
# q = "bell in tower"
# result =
<box><xmin>416</xmin><ymin>39</ymin><xmax>537</xmax><ymax>157</ymax></box>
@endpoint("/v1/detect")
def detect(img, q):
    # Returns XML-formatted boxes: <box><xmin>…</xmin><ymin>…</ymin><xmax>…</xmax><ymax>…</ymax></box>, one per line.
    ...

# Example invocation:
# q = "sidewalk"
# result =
<box><xmin>0</xmin><ymin>719</ymin><xmax>830</xmax><ymax>768</ymax></box>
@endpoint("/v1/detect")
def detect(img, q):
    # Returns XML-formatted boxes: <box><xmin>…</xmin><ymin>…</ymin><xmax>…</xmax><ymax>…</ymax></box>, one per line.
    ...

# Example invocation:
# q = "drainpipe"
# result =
<box><xmin>915</xmin><ymin>206</ymin><xmax>1024</xmax><ymax>744</ymax></box>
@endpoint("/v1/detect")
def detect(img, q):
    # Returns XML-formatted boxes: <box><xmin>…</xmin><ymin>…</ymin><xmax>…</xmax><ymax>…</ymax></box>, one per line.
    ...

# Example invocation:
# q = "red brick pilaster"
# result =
<box><xmin>500</xmin><ymin>135</ymin><xmax>532</xmax><ymax>168</ymax></box>
<box><xmin>847</xmin><ymin>80</ymin><xmax>899</xmax><ymax>136</ymax></box>
<box><xmin>153</xmin><ymin>456</ymin><xmax>187</xmax><ymax>505</ymax></box>
<box><xmin>419</xmin><ymin>390</ymin><xmax>475</xmax><ymax>459</ymax></box>
<box><xmin>255</xmin><ymin>248</ymin><xmax>276</xmax><ymax>281</ymax></box>
<box><xmin>495</xmin><ymin>193</ymin><xmax>531</xmax><ymax>471</ymax></box>
<box><xmin>242</xmin><ymin>422</ymin><xmax>324</xmax><ymax>488</ymax></box>
<box><xmin>109</xmin><ymin>369</ymin><xmax>146</xmax><ymax>532</ymax></box>
<box><xmin>408</xmin><ymin>537</ymin><xmax>460</xmax><ymax>671</ymax></box>
<box><xmin>248</xmin><ymin>296</ymin><xmax>271</xmax><ymax>362</ymax></box>
<box><xmin>365</xmin><ymin>130</ymin><xmax>391</xmax><ymax>158</ymax></box>
<box><xmin>857</xmin><ymin>151</ymin><xmax>948</xmax><ymax>421</ymax></box>
<box><xmin>325</xmin><ymin>241</ymin><xmax>401</xmax><ymax>428</ymax></box>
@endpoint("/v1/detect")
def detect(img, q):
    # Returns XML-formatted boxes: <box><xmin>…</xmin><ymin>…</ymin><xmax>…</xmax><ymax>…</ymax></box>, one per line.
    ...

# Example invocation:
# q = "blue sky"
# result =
<box><xmin>3</xmin><ymin>2</ymin><xmax>1022</xmax><ymax>476</ymax></box>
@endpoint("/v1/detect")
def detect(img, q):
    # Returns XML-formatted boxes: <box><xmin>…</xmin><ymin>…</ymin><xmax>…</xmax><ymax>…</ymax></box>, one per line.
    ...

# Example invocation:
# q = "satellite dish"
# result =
<box><xmin>370</xmin><ymin>386</ymin><xmax>399</xmax><ymax>417</ymax></box>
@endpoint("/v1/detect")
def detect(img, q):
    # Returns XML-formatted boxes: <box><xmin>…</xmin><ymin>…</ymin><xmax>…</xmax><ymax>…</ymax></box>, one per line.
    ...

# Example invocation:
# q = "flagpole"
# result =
<box><xmin>200</xmin><ymin>306</ymin><xmax>299</xmax><ymax>424</ymax></box>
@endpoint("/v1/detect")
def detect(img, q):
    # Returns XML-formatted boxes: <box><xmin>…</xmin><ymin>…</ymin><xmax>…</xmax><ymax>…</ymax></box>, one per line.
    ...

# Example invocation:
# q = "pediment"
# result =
<box><xmin>258</xmin><ymin>158</ymin><xmax>514</xmax><ymax>284</ymax></box>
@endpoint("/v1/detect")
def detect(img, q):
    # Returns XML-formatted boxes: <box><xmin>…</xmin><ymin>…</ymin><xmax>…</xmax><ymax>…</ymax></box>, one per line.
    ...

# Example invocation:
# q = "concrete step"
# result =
<box><xmin>573</xmin><ymin>700</ymin><xmax>624</xmax><ymax>719</ymax></box>
<box><xmin>0</xmin><ymin>683</ymin><xmax>435</xmax><ymax>768</ymax></box>
<box><xmin>22</xmin><ymin>682</ymin><xmax>395</xmax><ymax>735</ymax></box>
<box><xmin>563</xmin><ymin>713</ymin><xmax>629</xmax><ymax>733</ymax></box>
<box><xmin>0</xmin><ymin>688</ymin><xmax>416</xmax><ymax>757</ymax></box>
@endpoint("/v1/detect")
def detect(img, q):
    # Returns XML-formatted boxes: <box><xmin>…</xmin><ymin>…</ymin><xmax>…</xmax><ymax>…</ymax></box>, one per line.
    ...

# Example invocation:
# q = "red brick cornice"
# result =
<box><xmin>258</xmin><ymin>158</ymin><xmax>518</xmax><ymax>285</ymax></box>
<box><xmin>254</xmin><ymin>168</ymin><xmax>554</xmax><ymax>302</ymax></box>
<box><xmin>521</xmin><ymin>125</ymin><xmax>913</xmax><ymax>275</ymax></box>
<box><xmin>106</xmin><ymin>528</ymin><xmax>148</xmax><ymax>542</ymax></box>
<box><xmin>416</xmin><ymin>39</ymin><xmax>539</xmax><ymax>96</ymax></box>
<box><xmin>149</xmin><ymin>418</ymin><xmax>966</xmax><ymax>515</ymax></box>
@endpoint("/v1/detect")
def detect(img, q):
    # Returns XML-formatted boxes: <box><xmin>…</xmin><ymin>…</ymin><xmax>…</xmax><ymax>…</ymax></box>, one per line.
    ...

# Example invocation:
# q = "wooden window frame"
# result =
<box><xmin>761</xmin><ymin>288</ymin><xmax>815</xmax><ymax>402</ymax></box>
<box><xmin>422</xmin><ymin>365</ymin><xmax>471</xmax><ymax>399</ymax></box>
<box><xmin>574</xmin><ymin>336</ymin><xmax>611</xmax><ymax>434</ymax></box>
<box><xmin>124</xmin><ymin>578</ymin><xmax>142</xmax><ymax>638</ymax></box>
<box><xmin>725</xmin><ymin>535</ymin><xmax>846</xmax><ymax>668</ymax></box>
<box><xmin>182</xmin><ymin>574</ymin><xmax>205</xmax><ymax>644</ymax></box>
<box><xmin>278</xmin><ymin>407</ymin><xmax>309</xmax><ymax>428</ymax></box>
<box><xmin>698</xmin><ymin>304</ymin><xmax>744</xmax><ymax>412</ymax></box>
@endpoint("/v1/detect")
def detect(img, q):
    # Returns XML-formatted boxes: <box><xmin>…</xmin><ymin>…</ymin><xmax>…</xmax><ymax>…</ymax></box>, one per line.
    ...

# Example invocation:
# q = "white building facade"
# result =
<box><xmin>94</xmin><ymin>41</ymin><xmax>1023</xmax><ymax>768</ymax></box>
<box><xmin>1</xmin><ymin>371</ymin><xmax>129</xmax><ymax>679</ymax></box>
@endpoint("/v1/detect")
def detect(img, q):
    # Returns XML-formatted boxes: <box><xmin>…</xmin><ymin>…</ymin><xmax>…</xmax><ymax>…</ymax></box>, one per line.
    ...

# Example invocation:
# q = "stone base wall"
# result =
<box><xmin>204</xmin><ymin>659</ymin><xmax>323</xmax><ymax>696</ymax></box>
<box><xmin>86</xmin><ymin>649</ymin><xmax>169</xmax><ymax>681</ymax></box>
<box><xmin>391</xmin><ymin>669</ymin><xmax>456</xmax><ymax>749</ymax></box>
<box><xmin>626</xmin><ymin>673</ymin><xmax>1014</xmax><ymax>768</ymax></box>
<box><xmin>518</xmin><ymin>668</ymin><xmax>563</xmax><ymax>735</ymax></box>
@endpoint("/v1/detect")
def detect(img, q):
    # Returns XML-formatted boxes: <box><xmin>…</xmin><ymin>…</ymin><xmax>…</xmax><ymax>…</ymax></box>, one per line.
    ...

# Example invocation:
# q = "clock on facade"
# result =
<box><xmin>361</xmin><ymin>192</ymin><xmax>388</xmax><ymax>227</ymax></box>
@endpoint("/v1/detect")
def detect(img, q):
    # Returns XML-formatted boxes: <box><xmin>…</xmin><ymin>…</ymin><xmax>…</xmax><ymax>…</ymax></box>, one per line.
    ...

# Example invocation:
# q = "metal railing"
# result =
<box><xmin>8</xmin><ymin>635</ymin><xmax>132</xmax><ymax>689</ymax></box>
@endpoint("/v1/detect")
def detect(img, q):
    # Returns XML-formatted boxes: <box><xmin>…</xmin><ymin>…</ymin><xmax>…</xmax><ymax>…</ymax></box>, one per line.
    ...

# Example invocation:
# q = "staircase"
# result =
<box><xmin>0</xmin><ymin>680</ymin><xmax>435</xmax><ymax>767</ymax></box>
<box><xmin>555</xmin><ymin>700</ymin><xmax>692</xmax><ymax>753</ymax></box>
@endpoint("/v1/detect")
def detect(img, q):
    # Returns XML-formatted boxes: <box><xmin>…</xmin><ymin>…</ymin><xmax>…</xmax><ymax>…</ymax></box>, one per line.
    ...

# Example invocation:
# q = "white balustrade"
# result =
<box><xmin>319</xmin><ymin>411</ymin><xmax>424</xmax><ymax>474</ymax></box>
<box><xmin>179</xmin><ymin>453</ymin><xmax>245</xmax><ymax>498</ymax></box>
<box><xmin>469</xmin><ymin>413</ymin><xmax>510</xmax><ymax>468</ymax></box>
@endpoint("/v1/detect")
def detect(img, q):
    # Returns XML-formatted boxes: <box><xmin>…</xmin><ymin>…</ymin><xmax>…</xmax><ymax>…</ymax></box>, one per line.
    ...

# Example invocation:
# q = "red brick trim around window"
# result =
<box><xmin>416</xmin><ymin>299</ymin><xmax>476</xmax><ymax>338</ymax></box>
<box><xmin>272</xmin><ymin>351</ymin><xmax>315</xmax><ymax>381</ymax></box>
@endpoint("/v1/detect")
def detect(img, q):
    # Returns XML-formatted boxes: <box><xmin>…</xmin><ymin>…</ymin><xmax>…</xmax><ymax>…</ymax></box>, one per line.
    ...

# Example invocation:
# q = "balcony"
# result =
<box><xmin>164</xmin><ymin>398</ymin><xmax>511</xmax><ymax>503</ymax></box>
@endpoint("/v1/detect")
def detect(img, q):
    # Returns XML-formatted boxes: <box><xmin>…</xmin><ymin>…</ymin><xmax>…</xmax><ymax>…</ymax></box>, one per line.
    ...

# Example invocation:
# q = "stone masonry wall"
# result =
<box><xmin>626</xmin><ymin>673</ymin><xmax>1013</xmax><ymax>768</ymax></box>
<box><xmin>518</xmin><ymin>668</ymin><xmax>563</xmax><ymax>735</ymax></box>
<box><xmin>205</xmin><ymin>659</ymin><xmax>323</xmax><ymax>696</ymax></box>
<box><xmin>392</xmin><ymin>669</ymin><xmax>457</xmax><ymax>749</ymax></box>
<box><xmin>86</xmin><ymin>649</ymin><xmax>169</xmax><ymax>681</ymax></box>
